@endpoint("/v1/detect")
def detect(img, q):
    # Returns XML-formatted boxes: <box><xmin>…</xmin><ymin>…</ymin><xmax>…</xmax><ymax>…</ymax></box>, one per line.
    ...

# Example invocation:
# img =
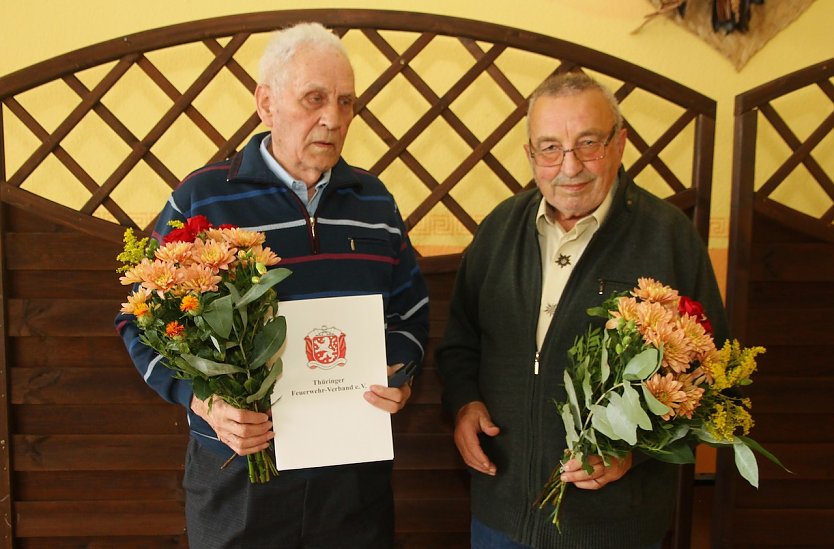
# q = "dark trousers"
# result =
<box><xmin>183</xmin><ymin>439</ymin><xmax>394</xmax><ymax>548</ymax></box>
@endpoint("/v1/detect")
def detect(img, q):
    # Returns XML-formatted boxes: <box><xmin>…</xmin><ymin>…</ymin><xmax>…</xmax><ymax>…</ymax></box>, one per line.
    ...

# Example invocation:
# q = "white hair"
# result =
<box><xmin>258</xmin><ymin>22</ymin><xmax>351</xmax><ymax>90</ymax></box>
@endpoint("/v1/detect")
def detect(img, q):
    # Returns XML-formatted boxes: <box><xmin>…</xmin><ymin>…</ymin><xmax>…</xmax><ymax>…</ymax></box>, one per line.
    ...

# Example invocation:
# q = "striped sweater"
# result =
<box><xmin>115</xmin><ymin>131</ymin><xmax>429</xmax><ymax>458</ymax></box>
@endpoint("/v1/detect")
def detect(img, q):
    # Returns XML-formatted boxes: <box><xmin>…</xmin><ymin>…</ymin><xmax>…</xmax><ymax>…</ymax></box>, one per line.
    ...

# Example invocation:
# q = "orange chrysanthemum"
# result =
<box><xmin>631</xmin><ymin>277</ymin><xmax>680</xmax><ymax>309</ymax></box>
<box><xmin>673</xmin><ymin>372</ymin><xmax>706</xmax><ymax>419</ymax></box>
<box><xmin>191</xmin><ymin>238</ymin><xmax>237</xmax><ymax>272</ymax></box>
<box><xmin>120</xmin><ymin>258</ymin><xmax>180</xmax><ymax>297</ymax></box>
<box><xmin>178</xmin><ymin>264</ymin><xmax>222</xmax><ymax>294</ymax></box>
<box><xmin>250</xmin><ymin>245</ymin><xmax>281</xmax><ymax>267</ymax></box>
<box><xmin>155</xmin><ymin>241</ymin><xmax>195</xmax><ymax>265</ymax></box>
<box><xmin>180</xmin><ymin>294</ymin><xmax>200</xmax><ymax>313</ymax></box>
<box><xmin>120</xmin><ymin>287</ymin><xmax>153</xmax><ymax>316</ymax></box>
<box><xmin>165</xmin><ymin>321</ymin><xmax>185</xmax><ymax>338</ymax></box>
<box><xmin>209</xmin><ymin>227</ymin><xmax>266</xmax><ymax>249</ymax></box>
<box><xmin>646</xmin><ymin>372</ymin><xmax>688</xmax><ymax>421</ymax></box>
<box><xmin>677</xmin><ymin>314</ymin><xmax>715</xmax><ymax>362</ymax></box>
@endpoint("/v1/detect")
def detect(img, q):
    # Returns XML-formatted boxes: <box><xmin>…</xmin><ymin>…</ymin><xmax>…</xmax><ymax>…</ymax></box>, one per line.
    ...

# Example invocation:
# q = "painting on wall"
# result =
<box><xmin>638</xmin><ymin>0</ymin><xmax>815</xmax><ymax>70</ymax></box>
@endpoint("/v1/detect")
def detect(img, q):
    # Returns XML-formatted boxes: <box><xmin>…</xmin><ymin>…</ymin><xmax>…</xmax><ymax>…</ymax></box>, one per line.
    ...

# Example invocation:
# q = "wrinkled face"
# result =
<box><xmin>524</xmin><ymin>90</ymin><xmax>626</xmax><ymax>229</ymax></box>
<box><xmin>255</xmin><ymin>46</ymin><xmax>356</xmax><ymax>186</ymax></box>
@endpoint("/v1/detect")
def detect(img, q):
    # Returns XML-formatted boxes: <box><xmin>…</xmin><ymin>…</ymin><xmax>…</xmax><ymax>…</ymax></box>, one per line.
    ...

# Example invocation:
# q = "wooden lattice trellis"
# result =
<box><xmin>1</xmin><ymin>10</ymin><xmax>716</xmax><ymax>249</ymax></box>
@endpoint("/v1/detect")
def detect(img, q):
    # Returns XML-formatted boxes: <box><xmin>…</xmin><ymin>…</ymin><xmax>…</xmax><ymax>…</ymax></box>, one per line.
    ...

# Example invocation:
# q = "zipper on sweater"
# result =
<box><xmin>310</xmin><ymin>216</ymin><xmax>319</xmax><ymax>254</ymax></box>
<box><xmin>285</xmin><ymin>190</ymin><xmax>320</xmax><ymax>255</ymax></box>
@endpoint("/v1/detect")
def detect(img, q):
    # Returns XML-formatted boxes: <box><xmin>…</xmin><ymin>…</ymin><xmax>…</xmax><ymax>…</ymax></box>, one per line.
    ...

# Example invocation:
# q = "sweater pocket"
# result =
<box><xmin>347</xmin><ymin>236</ymin><xmax>394</xmax><ymax>257</ymax></box>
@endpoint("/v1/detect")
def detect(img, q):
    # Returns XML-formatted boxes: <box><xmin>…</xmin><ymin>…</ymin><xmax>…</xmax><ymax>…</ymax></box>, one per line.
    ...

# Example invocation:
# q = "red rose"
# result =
<box><xmin>679</xmin><ymin>296</ymin><xmax>713</xmax><ymax>334</ymax></box>
<box><xmin>186</xmin><ymin>215</ymin><xmax>212</xmax><ymax>234</ymax></box>
<box><xmin>163</xmin><ymin>226</ymin><xmax>196</xmax><ymax>243</ymax></box>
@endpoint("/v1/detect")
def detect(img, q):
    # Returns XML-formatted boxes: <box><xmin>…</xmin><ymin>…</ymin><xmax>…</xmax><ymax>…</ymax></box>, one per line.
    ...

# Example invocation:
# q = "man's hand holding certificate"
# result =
<box><xmin>271</xmin><ymin>294</ymin><xmax>394</xmax><ymax>470</ymax></box>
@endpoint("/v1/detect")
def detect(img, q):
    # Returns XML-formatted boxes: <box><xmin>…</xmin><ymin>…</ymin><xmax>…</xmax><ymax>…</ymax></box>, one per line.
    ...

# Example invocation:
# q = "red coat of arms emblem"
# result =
<box><xmin>304</xmin><ymin>326</ymin><xmax>347</xmax><ymax>370</ymax></box>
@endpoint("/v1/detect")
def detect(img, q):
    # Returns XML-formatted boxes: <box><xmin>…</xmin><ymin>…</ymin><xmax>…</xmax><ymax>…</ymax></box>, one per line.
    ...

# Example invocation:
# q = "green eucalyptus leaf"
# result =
<box><xmin>581</xmin><ymin>367</ymin><xmax>593</xmax><ymax>411</ymax></box>
<box><xmin>590</xmin><ymin>404</ymin><xmax>620</xmax><ymax>441</ymax></box>
<box><xmin>244</xmin><ymin>377</ymin><xmax>259</xmax><ymax>394</ymax></box>
<box><xmin>246</xmin><ymin>358</ymin><xmax>284</xmax><ymax>404</ymax></box>
<box><xmin>605</xmin><ymin>392</ymin><xmax>638</xmax><ymax>445</ymax></box>
<box><xmin>224</xmin><ymin>282</ymin><xmax>246</xmax><ymax>330</ymax></box>
<box><xmin>236</xmin><ymin>268</ymin><xmax>292</xmax><ymax>309</ymax></box>
<box><xmin>643</xmin><ymin>440</ymin><xmax>695</xmax><ymax>464</ymax></box>
<box><xmin>641</xmin><ymin>382</ymin><xmax>672</xmax><ymax>416</ymax></box>
<box><xmin>623</xmin><ymin>348</ymin><xmax>659</xmax><ymax>381</ymax></box>
<box><xmin>203</xmin><ymin>295</ymin><xmax>233</xmax><ymax>339</ymax></box>
<box><xmin>693</xmin><ymin>427</ymin><xmax>728</xmax><ymax>446</ymax></box>
<box><xmin>181</xmin><ymin>353</ymin><xmax>245</xmax><ymax>376</ymax></box>
<box><xmin>173</xmin><ymin>356</ymin><xmax>202</xmax><ymax>378</ymax></box>
<box><xmin>560</xmin><ymin>403</ymin><xmax>579</xmax><ymax>448</ymax></box>
<box><xmin>191</xmin><ymin>377</ymin><xmax>212</xmax><ymax>401</ymax></box>
<box><xmin>733</xmin><ymin>441</ymin><xmax>759</xmax><ymax>488</ymax></box>
<box><xmin>738</xmin><ymin>435</ymin><xmax>792</xmax><ymax>473</ymax></box>
<box><xmin>250</xmin><ymin>316</ymin><xmax>287</xmax><ymax>369</ymax></box>
<box><xmin>587</xmin><ymin>306</ymin><xmax>609</xmax><ymax>318</ymax></box>
<box><xmin>600</xmin><ymin>330</ymin><xmax>610</xmax><ymax>384</ymax></box>
<box><xmin>621</xmin><ymin>381</ymin><xmax>653</xmax><ymax>430</ymax></box>
<box><xmin>563</xmin><ymin>370</ymin><xmax>581</xmax><ymax>426</ymax></box>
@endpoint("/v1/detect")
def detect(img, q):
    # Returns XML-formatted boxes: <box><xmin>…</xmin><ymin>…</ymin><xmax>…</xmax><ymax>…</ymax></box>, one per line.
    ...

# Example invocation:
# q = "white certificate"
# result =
<box><xmin>271</xmin><ymin>294</ymin><xmax>393</xmax><ymax>470</ymax></box>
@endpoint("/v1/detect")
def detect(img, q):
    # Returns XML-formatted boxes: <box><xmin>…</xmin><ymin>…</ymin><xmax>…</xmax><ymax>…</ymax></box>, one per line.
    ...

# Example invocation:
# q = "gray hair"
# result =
<box><xmin>258</xmin><ymin>22</ymin><xmax>351</xmax><ymax>90</ymax></box>
<box><xmin>526</xmin><ymin>72</ymin><xmax>624</xmax><ymax>135</ymax></box>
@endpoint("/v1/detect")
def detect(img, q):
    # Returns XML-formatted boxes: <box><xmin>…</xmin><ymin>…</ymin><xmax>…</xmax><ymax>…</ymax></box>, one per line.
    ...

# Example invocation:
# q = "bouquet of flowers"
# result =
<box><xmin>536</xmin><ymin>278</ymin><xmax>787</xmax><ymax>529</ymax></box>
<box><xmin>117</xmin><ymin>215</ymin><xmax>291</xmax><ymax>483</ymax></box>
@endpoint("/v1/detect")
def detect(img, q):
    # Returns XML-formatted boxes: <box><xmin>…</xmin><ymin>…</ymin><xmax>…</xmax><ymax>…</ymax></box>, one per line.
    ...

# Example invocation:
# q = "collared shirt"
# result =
<box><xmin>259</xmin><ymin>135</ymin><xmax>331</xmax><ymax>215</ymax></box>
<box><xmin>535</xmin><ymin>184</ymin><xmax>616</xmax><ymax>350</ymax></box>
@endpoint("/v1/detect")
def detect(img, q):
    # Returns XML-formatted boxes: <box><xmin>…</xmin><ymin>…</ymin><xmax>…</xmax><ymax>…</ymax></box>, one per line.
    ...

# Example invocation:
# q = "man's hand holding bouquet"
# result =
<box><xmin>117</xmin><ymin>215</ymin><xmax>290</xmax><ymax>483</ymax></box>
<box><xmin>536</xmin><ymin>278</ymin><xmax>788</xmax><ymax>529</ymax></box>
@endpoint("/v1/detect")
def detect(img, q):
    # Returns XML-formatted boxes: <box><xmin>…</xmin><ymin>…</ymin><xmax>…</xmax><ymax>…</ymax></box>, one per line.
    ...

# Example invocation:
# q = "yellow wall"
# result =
<box><xmin>3</xmin><ymin>0</ymin><xmax>833</xmax><ymax>278</ymax></box>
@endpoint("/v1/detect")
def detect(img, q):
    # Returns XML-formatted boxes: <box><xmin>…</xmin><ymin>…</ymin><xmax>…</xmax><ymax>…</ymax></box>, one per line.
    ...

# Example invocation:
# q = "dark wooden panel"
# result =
<box><xmin>745</xmin><ymin>308</ymin><xmax>834</xmax><ymax>345</ymax></box>
<box><xmin>406</xmin><ymin>367</ymin><xmax>443</xmax><ymax>405</ymax></box>
<box><xmin>751</xmin><ymin>211</ymin><xmax>829</xmax><ymax>245</ymax></box>
<box><xmin>10</xmin><ymin>368</ymin><xmax>162</xmax><ymax>405</ymax></box>
<box><xmin>394</xmin><ymin>499</ymin><xmax>470</xmax><ymax>532</ymax></box>
<box><xmin>392</xmin><ymin>434</ymin><xmax>465</xmax><ymax>470</ymax></box>
<box><xmin>734</xmin><ymin>442</ymin><xmax>834</xmax><ymax>481</ymax></box>
<box><xmin>748</xmin><ymin>413</ymin><xmax>834</xmax><ymax>443</ymax></box>
<box><xmin>7</xmin><ymin>299</ymin><xmax>122</xmax><ymax>337</ymax></box>
<box><xmin>733</xmin><ymin>478</ymin><xmax>834</xmax><ymax>509</ymax></box>
<box><xmin>740</xmin><ymin>378</ymin><xmax>834</xmax><ymax>415</ymax></box>
<box><xmin>14</xmin><ymin>500</ymin><xmax>185</xmax><ymax>537</ymax></box>
<box><xmin>754</xmin><ymin>345</ymin><xmax>834</xmax><ymax>377</ymax></box>
<box><xmin>3</xmin><ymin>233</ymin><xmax>122</xmax><ymax>271</ymax></box>
<box><xmin>2</xmin><ymin>206</ymin><xmax>71</xmax><ymax>233</ymax></box>
<box><xmin>9</xmin><ymin>336</ymin><xmax>132</xmax><ymax>368</ymax></box>
<box><xmin>749</xmin><ymin>242</ymin><xmax>834</xmax><ymax>281</ymax></box>
<box><xmin>15</xmin><ymin>470</ymin><xmax>184</xmax><ymax>501</ymax></box>
<box><xmin>722</xmin><ymin>509</ymin><xmax>834</xmax><ymax>546</ymax></box>
<box><xmin>394</xmin><ymin>533</ymin><xmax>469</xmax><ymax>549</ymax></box>
<box><xmin>748</xmin><ymin>281</ymin><xmax>834</xmax><ymax>309</ymax></box>
<box><xmin>8</xmin><ymin>270</ymin><xmax>125</xmax><ymax>300</ymax></box>
<box><xmin>17</xmin><ymin>536</ymin><xmax>187</xmax><ymax>548</ymax></box>
<box><xmin>11</xmin><ymin>404</ymin><xmax>187</xmax><ymax>435</ymax></box>
<box><xmin>12</xmin><ymin>434</ymin><xmax>186</xmax><ymax>471</ymax></box>
<box><xmin>392</xmin><ymin>403</ymin><xmax>452</xmax><ymax>434</ymax></box>
<box><xmin>392</xmin><ymin>469</ymin><xmax>468</xmax><ymax>498</ymax></box>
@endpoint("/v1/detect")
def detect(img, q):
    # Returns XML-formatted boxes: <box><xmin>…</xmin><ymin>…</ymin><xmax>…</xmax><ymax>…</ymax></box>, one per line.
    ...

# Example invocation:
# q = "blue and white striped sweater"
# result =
<box><xmin>116</xmin><ymin>132</ymin><xmax>429</xmax><ymax>460</ymax></box>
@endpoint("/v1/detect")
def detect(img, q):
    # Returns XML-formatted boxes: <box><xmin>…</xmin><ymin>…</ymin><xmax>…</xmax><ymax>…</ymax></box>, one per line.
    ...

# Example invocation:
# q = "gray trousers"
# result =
<box><xmin>183</xmin><ymin>439</ymin><xmax>394</xmax><ymax>548</ymax></box>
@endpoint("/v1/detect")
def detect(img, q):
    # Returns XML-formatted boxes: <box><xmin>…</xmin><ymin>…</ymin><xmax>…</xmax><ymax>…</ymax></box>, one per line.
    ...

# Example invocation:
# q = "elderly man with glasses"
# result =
<box><xmin>437</xmin><ymin>72</ymin><xmax>729</xmax><ymax>548</ymax></box>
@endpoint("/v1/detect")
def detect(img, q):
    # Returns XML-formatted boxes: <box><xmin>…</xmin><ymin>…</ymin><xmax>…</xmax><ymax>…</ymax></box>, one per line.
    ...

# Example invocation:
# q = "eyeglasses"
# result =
<box><xmin>528</xmin><ymin>126</ymin><xmax>618</xmax><ymax>168</ymax></box>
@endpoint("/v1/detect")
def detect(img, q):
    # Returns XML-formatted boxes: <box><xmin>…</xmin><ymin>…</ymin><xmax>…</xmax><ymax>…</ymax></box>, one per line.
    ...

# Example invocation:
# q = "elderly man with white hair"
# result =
<box><xmin>116</xmin><ymin>22</ymin><xmax>428</xmax><ymax>548</ymax></box>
